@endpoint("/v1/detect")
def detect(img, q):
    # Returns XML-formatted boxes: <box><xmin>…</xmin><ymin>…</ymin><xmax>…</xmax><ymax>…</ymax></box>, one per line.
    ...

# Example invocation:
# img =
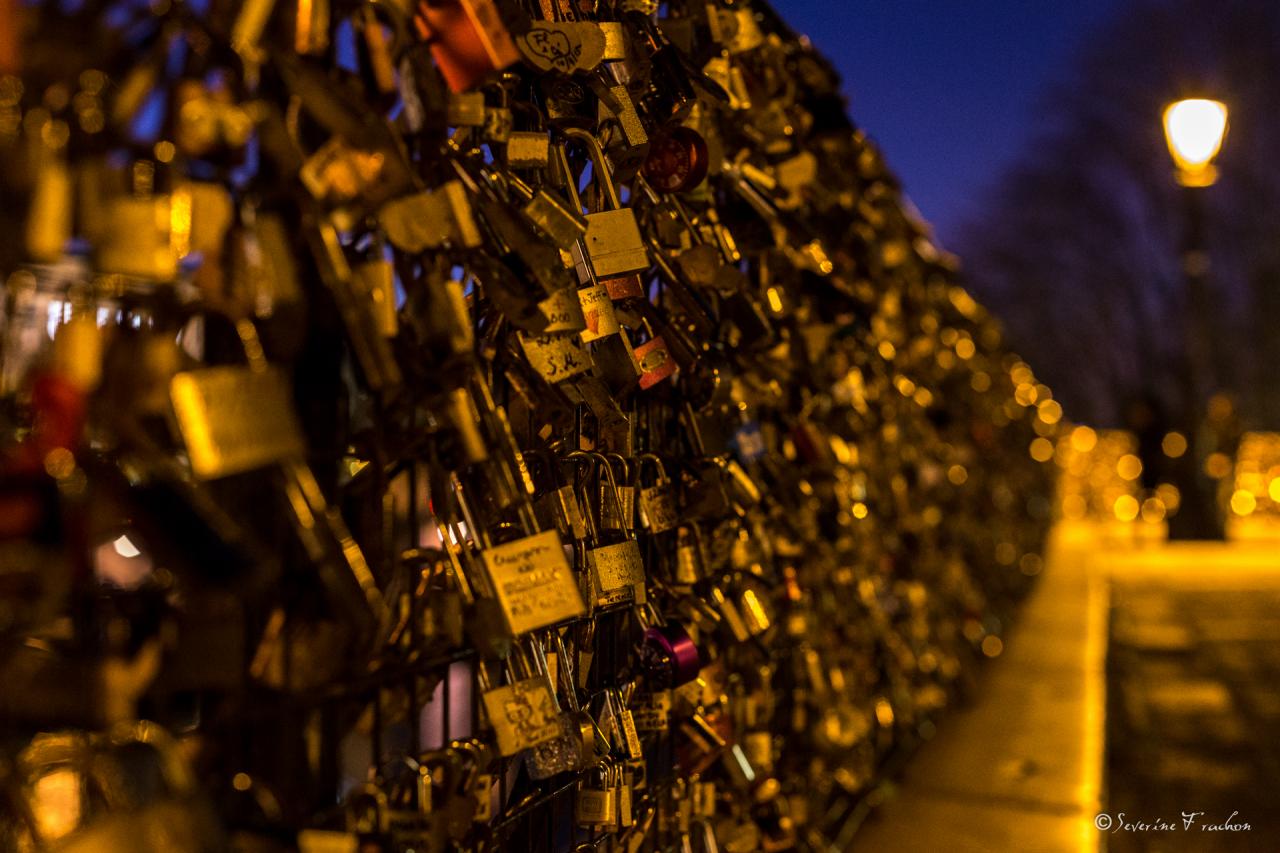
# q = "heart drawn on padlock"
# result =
<box><xmin>521</xmin><ymin>28</ymin><xmax>579</xmax><ymax>72</ymax></box>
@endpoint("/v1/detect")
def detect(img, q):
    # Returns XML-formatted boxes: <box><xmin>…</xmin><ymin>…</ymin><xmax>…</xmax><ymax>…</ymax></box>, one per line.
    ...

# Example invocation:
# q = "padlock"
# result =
<box><xmin>24</xmin><ymin>123</ymin><xmax>71</xmax><ymax>263</ymax></box>
<box><xmin>575</xmin><ymin>763</ymin><xmax>619</xmax><ymax>826</ymax></box>
<box><xmin>637</xmin><ymin>454</ymin><xmax>679</xmax><ymax>534</ymax></box>
<box><xmin>673</xmin><ymin>524</ymin><xmax>705</xmax><ymax>586</ymax></box>
<box><xmin>577</xmin><ymin>280</ymin><xmax>621</xmax><ymax>342</ymax></box>
<box><xmin>352</xmin><ymin>252</ymin><xmax>398</xmax><ymax>338</ymax></box>
<box><xmin>95</xmin><ymin>193</ymin><xmax>180</xmax><ymax>281</ymax></box>
<box><xmin>599</xmin><ymin>454</ymin><xmax>634</xmax><ymax>532</ymax></box>
<box><xmin>294</xmin><ymin>0</ymin><xmax>331</xmax><ymax>55</ymax></box>
<box><xmin>529</xmin><ymin>450</ymin><xmax>589</xmax><ymax>542</ymax></box>
<box><xmin>306</xmin><ymin>220</ymin><xmax>404</xmax><ymax>392</ymax></box>
<box><xmin>358</xmin><ymin>4</ymin><xmax>402</xmax><ymax>95</ymax></box>
<box><xmin>479</xmin><ymin>526</ymin><xmax>586</xmax><ymax>635</ymax></box>
<box><xmin>634</xmin><ymin>334</ymin><xmax>678</xmax><ymax>390</ymax></box>
<box><xmin>637</xmin><ymin>603</ymin><xmax>702</xmax><ymax>689</ymax></box>
<box><xmin>447</xmin><ymin>90</ymin><xmax>488</xmax><ymax>126</ymax></box>
<box><xmin>523</xmin><ymin>635</ymin><xmax>593</xmax><ymax>778</ymax></box>
<box><xmin>560</xmin><ymin>127</ymin><xmax>651</xmax><ymax>281</ymax></box>
<box><xmin>642</xmin><ymin>126</ymin><xmax>710</xmax><ymax>194</ymax></box>
<box><xmin>507</xmin><ymin>130</ymin><xmax>552</xmax><ymax>169</ymax></box>
<box><xmin>516</xmin><ymin>21</ymin><xmax>606</xmax><ymax>74</ymax></box>
<box><xmin>607</xmin><ymin>687</ymin><xmax>643</xmax><ymax>761</ymax></box>
<box><xmin>477</xmin><ymin>658</ymin><xmax>562</xmax><ymax>757</ymax></box>
<box><xmin>412</xmin><ymin>0</ymin><xmax>521</xmax><ymax>94</ymax></box>
<box><xmin>503</xmin><ymin>169</ymin><xmax>589</xmax><ymax>252</ymax></box>
<box><xmin>596</xmin><ymin>81</ymin><xmax>649</xmax><ymax>160</ymax></box>
<box><xmin>378</xmin><ymin>181</ymin><xmax>483</xmax><ymax>252</ymax></box>
<box><xmin>552</xmin><ymin>630</ymin><xmax>598</xmax><ymax>764</ymax></box>
<box><xmin>572</xmin><ymin>451</ymin><xmax>645</xmax><ymax>607</ymax></box>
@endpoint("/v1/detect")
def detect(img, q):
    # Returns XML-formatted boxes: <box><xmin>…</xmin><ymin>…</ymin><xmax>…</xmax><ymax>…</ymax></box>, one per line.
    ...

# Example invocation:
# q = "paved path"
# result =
<box><xmin>853</xmin><ymin>524</ymin><xmax>1108</xmax><ymax>852</ymax></box>
<box><xmin>1102</xmin><ymin>541</ymin><xmax>1280</xmax><ymax>853</ymax></box>
<box><xmin>852</xmin><ymin>526</ymin><xmax>1280</xmax><ymax>852</ymax></box>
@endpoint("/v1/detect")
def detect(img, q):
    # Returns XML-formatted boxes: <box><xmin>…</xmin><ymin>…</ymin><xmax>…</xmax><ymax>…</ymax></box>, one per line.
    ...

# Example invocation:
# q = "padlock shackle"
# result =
<box><xmin>448</xmin><ymin>471</ymin><xmax>492</xmax><ymax>550</ymax></box>
<box><xmin>524</xmin><ymin>633</ymin><xmax>563</xmax><ymax>713</ymax></box>
<box><xmin>551</xmin><ymin>630</ymin><xmax>582</xmax><ymax>713</ymax></box>
<box><xmin>590</xmin><ymin>450</ymin><xmax>628</xmax><ymax>531</ymax></box>
<box><xmin>561</xmin><ymin>127</ymin><xmax>624</xmax><ymax>212</ymax></box>
<box><xmin>637</xmin><ymin>451</ymin><xmax>669</xmax><ymax>485</ymax></box>
<box><xmin>564</xmin><ymin>449</ymin><xmax>603</xmax><ymax>542</ymax></box>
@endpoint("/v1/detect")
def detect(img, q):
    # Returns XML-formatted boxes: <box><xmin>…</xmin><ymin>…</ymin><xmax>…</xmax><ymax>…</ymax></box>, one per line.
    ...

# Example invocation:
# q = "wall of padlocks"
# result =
<box><xmin>0</xmin><ymin>0</ymin><xmax>1057</xmax><ymax>850</ymax></box>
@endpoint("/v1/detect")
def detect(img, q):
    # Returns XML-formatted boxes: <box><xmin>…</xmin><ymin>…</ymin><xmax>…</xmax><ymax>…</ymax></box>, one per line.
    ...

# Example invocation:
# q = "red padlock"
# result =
<box><xmin>413</xmin><ymin>0</ymin><xmax>520</xmax><ymax>93</ymax></box>
<box><xmin>0</xmin><ymin>0</ymin><xmax>19</xmax><ymax>75</ymax></box>
<box><xmin>641</xmin><ymin>126</ymin><xmax>709</xmax><ymax>194</ymax></box>
<box><xmin>634</xmin><ymin>336</ymin><xmax>678</xmax><ymax>389</ymax></box>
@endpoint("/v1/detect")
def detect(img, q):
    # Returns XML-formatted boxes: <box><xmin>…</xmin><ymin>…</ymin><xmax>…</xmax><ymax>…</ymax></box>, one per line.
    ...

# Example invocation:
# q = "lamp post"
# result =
<box><xmin>1162</xmin><ymin>98</ymin><xmax>1228</xmax><ymax>540</ymax></box>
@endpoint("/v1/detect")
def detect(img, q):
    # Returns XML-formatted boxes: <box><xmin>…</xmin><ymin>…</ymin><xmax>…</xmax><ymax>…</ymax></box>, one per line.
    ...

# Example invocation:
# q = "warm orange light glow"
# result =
<box><xmin>1114</xmin><ymin>494</ymin><xmax>1140</xmax><ymax>522</ymax></box>
<box><xmin>1038</xmin><ymin>399</ymin><xmax>1063</xmax><ymax>425</ymax></box>
<box><xmin>1205</xmin><ymin>452</ymin><xmax>1232</xmax><ymax>479</ymax></box>
<box><xmin>1140</xmin><ymin>497</ymin><xmax>1166</xmax><ymax>523</ymax></box>
<box><xmin>1161</xmin><ymin>431</ymin><xmax>1188</xmax><ymax>458</ymax></box>
<box><xmin>765</xmin><ymin>286</ymin><xmax>784</xmax><ymax>314</ymax></box>
<box><xmin>1116</xmin><ymin>454</ymin><xmax>1143</xmax><ymax>481</ymax></box>
<box><xmin>1071</xmin><ymin>426</ymin><xmax>1098</xmax><ymax>453</ymax></box>
<box><xmin>1030</xmin><ymin>438</ymin><xmax>1054</xmax><ymax>462</ymax></box>
<box><xmin>1230</xmin><ymin>489</ymin><xmax>1257</xmax><ymax>516</ymax></box>
<box><xmin>1162</xmin><ymin>99</ymin><xmax>1228</xmax><ymax>187</ymax></box>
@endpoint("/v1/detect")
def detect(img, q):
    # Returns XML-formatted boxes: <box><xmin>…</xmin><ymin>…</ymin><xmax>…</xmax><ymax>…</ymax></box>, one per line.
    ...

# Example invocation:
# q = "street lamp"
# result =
<box><xmin>1163</xmin><ymin>99</ymin><xmax>1228</xmax><ymax>187</ymax></box>
<box><xmin>1162</xmin><ymin>98</ymin><xmax>1228</xmax><ymax>540</ymax></box>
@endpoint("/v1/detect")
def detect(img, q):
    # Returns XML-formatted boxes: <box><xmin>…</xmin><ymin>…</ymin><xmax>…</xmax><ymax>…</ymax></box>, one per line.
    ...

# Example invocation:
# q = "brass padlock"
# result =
<box><xmin>480</xmin><ymin>528</ymin><xmax>587</xmax><ymax>635</ymax></box>
<box><xmin>673</xmin><ymin>524</ymin><xmax>704</xmax><ymax>585</ymax></box>
<box><xmin>599</xmin><ymin>454</ymin><xmax>633</xmax><ymax>532</ymax></box>
<box><xmin>506</xmin><ymin>131</ymin><xmax>551</xmax><ymax>169</ymax></box>
<box><xmin>561</xmin><ymin>128</ymin><xmax>651</xmax><ymax>281</ymax></box>
<box><xmin>477</xmin><ymin>659</ymin><xmax>562</xmax><ymax>757</ymax></box>
<box><xmin>528</xmin><ymin>451</ymin><xmax>588</xmax><ymax>542</ymax></box>
<box><xmin>575</xmin><ymin>764</ymin><xmax>619</xmax><ymax>826</ymax></box>
<box><xmin>378</xmin><ymin>181</ymin><xmax>483</xmax><ymax>252</ymax></box>
<box><xmin>637</xmin><ymin>454</ymin><xmax>679</xmax><ymax>534</ymax></box>
<box><xmin>510</xmin><ymin>172</ymin><xmax>588</xmax><ymax>251</ymax></box>
<box><xmin>516</xmin><ymin>21</ymin><xmax>606</xmax><ymax>74</ymax></box>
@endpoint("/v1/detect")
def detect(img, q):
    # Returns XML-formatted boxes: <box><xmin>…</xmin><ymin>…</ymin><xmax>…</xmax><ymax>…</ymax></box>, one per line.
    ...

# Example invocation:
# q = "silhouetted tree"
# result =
<box><xmin>957</xmin><ymin>0</ymin><xmax>1280</xmax><ymax>428</ymax></box>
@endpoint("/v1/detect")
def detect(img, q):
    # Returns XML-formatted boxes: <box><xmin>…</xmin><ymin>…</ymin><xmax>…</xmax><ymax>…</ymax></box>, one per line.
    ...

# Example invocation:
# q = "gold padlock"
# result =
<box><xmin>560</xmin><ymin>128</ymin><xmax>651</xmax><ymax>281</ymax></box>
<box><xmin>506</xmin><ymin>131</ymin><xmax>551</xmax><ymax>169</ymax></box>
<box><xmin>477</xmin><ymin>660</ymin><xmax>562</xmax><ymax>757</ymax></box>
<box><xmin>480</xmin><ymin>529</ymin><xmax>586</xmax><ymax>635</ymax></box>
<box><xmin>95</xmin><ymin>194</ymin><xmax>179</xmax><ymax>281</ymax></box>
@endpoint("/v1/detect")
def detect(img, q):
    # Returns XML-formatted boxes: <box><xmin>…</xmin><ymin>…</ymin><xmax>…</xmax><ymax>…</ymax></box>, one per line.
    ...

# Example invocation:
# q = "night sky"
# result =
<box><xmin>774</xmin><ymin>0</ymin><xmax>1124</xmax><ymax>247</ymax></box>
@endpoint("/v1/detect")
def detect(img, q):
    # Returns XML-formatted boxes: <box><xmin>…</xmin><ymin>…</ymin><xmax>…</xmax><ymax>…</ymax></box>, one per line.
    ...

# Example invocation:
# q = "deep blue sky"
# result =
<box><xmin>775</xmin><ymin>0</ymin><xmax>1123</xmax><ymax>247</ymax></box>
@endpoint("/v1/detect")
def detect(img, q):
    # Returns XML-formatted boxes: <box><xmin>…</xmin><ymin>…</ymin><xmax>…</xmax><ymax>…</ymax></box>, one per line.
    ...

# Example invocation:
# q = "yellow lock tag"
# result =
<box><xmin>482</xmin><ymin>530</ymin><xmax>586</xmax><ymax>635</ymax></box>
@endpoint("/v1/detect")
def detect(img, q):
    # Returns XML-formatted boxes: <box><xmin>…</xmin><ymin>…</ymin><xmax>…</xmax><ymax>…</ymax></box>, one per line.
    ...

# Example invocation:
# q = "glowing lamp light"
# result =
<box><xmin>1162</xmin><ymin>99</ymin><xmax>1228</xmax><ymax>187</ymax></box>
